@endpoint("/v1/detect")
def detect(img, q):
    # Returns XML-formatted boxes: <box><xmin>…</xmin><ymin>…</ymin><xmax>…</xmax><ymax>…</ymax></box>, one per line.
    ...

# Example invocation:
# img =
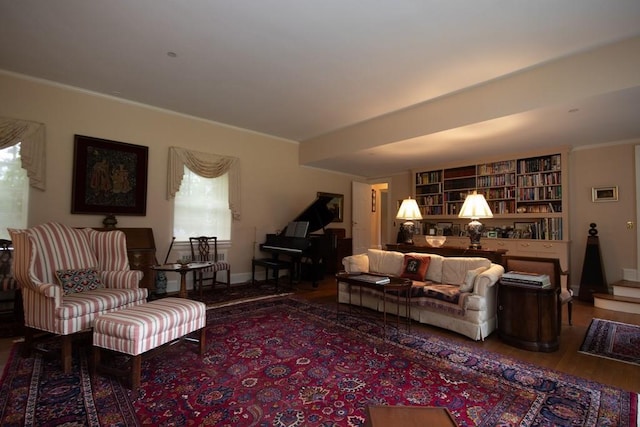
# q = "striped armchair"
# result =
<box><xmin>9</xmin><ymin>222</ymin><xmax>148</xmax><ymax>373</ymax></box>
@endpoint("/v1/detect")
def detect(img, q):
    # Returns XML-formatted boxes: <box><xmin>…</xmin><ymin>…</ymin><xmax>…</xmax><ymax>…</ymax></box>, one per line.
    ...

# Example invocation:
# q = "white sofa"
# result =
<box><xmin>339</xmin><ymin>249</ymin><xmax>504</xmax><ymax>340</ymax></box>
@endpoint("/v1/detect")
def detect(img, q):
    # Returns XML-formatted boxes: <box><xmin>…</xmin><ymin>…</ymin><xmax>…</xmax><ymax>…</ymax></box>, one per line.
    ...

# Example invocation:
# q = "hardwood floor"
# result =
<box><xmin>1</xmin><ymin>276</ymin><xmax>638</xmax><ymax>393</ymax></box>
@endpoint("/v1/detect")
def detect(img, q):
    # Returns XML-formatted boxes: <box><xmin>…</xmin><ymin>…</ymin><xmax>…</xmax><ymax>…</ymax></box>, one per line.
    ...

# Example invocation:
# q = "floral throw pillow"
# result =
<box><xmin>55</xmin><ymin>267</ymin><xmax>104</xmax><ymax>295</ymax></box>
<box><xmin>400</xmin><ymin>254</ymin><xmax>431</xmax><ymax>281</ymax></box>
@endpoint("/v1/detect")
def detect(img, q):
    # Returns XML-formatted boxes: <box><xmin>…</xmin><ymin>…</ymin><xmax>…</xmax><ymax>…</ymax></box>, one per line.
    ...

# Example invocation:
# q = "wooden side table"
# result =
<box><xmin>151</xmin><ymin>262</ymin><xmax>213</xmax><ymax>298</ymax></box>
<box><xmin>365</xmin><ymin>405</ymin><xmax>458</xmax><ymax>427</ymax></box>
<box><xmin>497</xmin><ymin>280</ymin><xmax>559</xmax><ymax>352</ymax></box>
<box><xmin>336</xmin><ymin>272</ymin><xmax>412</xmax><ymax>340</ymax></box>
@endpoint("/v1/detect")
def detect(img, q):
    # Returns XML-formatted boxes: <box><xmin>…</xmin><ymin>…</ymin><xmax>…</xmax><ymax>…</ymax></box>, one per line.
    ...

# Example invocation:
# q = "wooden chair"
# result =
<box><xmin>189</xmin><ymin>236</ymin><xmax>231</xmax><ymax>297</ymax></box>
<box><xmin>503</xmin><ymin>255</ymin><xmax>572</xmax><ymax>334</ymax></box>
<box><xmin>0</xmin><ymin>239</ymin><xmax>22</xmax><ymax>323</ymax></box>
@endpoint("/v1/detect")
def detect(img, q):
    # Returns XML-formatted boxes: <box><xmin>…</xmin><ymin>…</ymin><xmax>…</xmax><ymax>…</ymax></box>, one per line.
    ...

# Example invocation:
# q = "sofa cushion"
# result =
<box><xmin>460</xmin><ymin>266</ymin><xmax>489</xmax><ymax>292</ymax></box>
<box><xmin>400</xmin><ymin>254</ymin><xmax>431</xmax><ymax>281</ymax></box>
<box><xmin>441</xmin><ymin>257</ymin><xmax>491</xmax><ymax>285</ymax></box>
<box><xmin>368</xmin><ymin>249</ymin><xmax>404</xmax><ymax>276</ymax></box>
<box><xmin>421</xmin><ymin>253</ymin><xmax>445</xmax><ymax>283</ymax></box>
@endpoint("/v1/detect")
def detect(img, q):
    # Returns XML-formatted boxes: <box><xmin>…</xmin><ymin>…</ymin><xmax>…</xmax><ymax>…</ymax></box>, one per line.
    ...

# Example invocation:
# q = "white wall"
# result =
<box><xmin>0</xmin><ymin>72</ymin><xmax>358</xmax><ymax>290</ymax></box>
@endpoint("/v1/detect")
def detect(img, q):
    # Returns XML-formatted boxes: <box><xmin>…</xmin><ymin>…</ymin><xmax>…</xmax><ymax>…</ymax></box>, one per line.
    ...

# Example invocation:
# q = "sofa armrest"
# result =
<box><xmin>100</xmin><ymin>270</ymin><xmax>144</xmax><ymax>289</ymax></box>
<box><xmin>342</xmin><ymin>253</ymin><xmax>369</xmax><ymax>273</ymax></box>
<box><xmin>474</xmin><ymin>264</ymin><xmax>505</xmax><ymax>296</ymax></box>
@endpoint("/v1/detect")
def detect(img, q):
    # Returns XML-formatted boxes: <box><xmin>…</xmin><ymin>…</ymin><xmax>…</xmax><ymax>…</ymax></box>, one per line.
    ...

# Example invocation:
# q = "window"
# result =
<box><xmin>173</xmin><ymin>166</ymin><xmax>231</xmax><ymax>241</ymax></box>
<box><xmin>0</xmin><ymin>143</ymin><xmax>29</xmax><ymax>239</ymax></box>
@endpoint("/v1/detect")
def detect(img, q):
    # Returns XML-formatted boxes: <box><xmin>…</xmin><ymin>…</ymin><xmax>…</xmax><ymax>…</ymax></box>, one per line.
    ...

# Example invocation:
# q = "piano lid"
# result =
<box><xmin>286</xmin><ymin>194</ymin><xmax>336</xmax><ymax>235</ymax></box>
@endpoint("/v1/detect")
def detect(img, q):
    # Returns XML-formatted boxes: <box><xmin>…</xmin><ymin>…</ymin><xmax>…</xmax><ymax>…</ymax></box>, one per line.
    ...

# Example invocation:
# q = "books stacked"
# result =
<box><xmin>355</xmin><ymin>274</ymin><xmax>391</xmax><ymax>285</ymax></box>
<box><xmin>501</xmin><ymin>271</ymin><xmax>551</xmax><ymax>288</ymax></box>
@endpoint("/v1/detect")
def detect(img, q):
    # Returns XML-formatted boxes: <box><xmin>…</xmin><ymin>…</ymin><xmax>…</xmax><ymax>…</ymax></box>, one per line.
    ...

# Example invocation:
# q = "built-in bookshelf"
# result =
<box><xmin>412</xmin><ymin>151</ymin><xmax>567</xmax><ymax>242</ymax></box>
<box><xmin>415</xmin><ymin>170</ymin><xmax>443</xmax><ymax>215</ymax></box>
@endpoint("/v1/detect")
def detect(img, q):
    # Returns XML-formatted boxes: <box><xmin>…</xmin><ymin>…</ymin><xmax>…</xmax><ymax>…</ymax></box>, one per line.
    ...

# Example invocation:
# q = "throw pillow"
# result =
<box><xmin>460</xmin><ymin>266</ymin><xmax>488</xmax><ymax>293</ymax></box>
<box><xmin>55</xmin><ymin>267</ymin><xmax>104</xmax><ymax>295</ymax></box>
<box><xmin>400</xmin><ymin>254</ymin><xmax>431</xmax><ymax>281</ymax></box>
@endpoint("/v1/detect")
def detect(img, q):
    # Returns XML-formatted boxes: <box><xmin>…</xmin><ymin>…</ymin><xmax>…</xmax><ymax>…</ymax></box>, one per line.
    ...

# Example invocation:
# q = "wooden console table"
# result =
<box><xmin>386</xmin><ymin>244</ymin><xmax>507</xmax><ymax>266</ymax></box>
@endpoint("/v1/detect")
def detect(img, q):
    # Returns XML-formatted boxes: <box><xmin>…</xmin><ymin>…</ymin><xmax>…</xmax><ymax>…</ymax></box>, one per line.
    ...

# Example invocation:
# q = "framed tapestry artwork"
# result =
<box><xmin>71</xmin><ymin>135</ymin><xmax>149</xmax><ymax>216</ymax></box>
<box><xmin>318</xmin><ymin>192</ymin><xmax>344</xmax><ymax>223</ymax></box>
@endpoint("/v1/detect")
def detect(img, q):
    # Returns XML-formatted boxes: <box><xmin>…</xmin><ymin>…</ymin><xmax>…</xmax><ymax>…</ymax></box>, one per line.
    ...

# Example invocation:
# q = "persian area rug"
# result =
<box><xmin>186</xmin><ymin>280</ymin><xmax>293</xmax><ymax>308</ymax></box>
<box><xmin>580</xmin><ymin>318</ymin><xmax>640</xmax><ymax>366</ymax></box>
<box><xmin>0</xmin><ymin>298</ymin><xmax>637</xmax><ymax>426</ymax></box>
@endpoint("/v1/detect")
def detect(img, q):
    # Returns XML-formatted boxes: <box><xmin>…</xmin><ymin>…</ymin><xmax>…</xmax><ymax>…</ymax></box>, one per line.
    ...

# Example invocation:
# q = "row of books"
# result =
<box><xmin>501</xmin><ymin>271</ymin><xmax>551</xmax><ymax>288</ymax></box>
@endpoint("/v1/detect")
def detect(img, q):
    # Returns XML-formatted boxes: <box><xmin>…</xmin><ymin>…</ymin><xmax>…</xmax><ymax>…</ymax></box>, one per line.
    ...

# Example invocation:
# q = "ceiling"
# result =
<box><xmin>1</xmin><ymin>1</ymin><xmax>640</xmax><ymax>177</ymax></box>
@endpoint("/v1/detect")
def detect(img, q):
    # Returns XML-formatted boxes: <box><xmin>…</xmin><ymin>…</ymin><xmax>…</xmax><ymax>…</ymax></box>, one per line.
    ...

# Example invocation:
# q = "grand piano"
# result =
<box><xmin>259</xmin><ymin>194</ymin><xmax>337</xmax><ymax>287</ymax></box>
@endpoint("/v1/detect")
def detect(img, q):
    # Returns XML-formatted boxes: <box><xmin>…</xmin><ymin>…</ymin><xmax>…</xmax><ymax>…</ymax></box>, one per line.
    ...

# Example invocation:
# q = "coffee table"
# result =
<box><xmin>336</xmin><ymin>272</ymin><xmax>412</xmax><ymax>340</ymax></box>
<box><xmin>151</xmin><ymin>262</ymin><xmax>213</xmax><ymax>298</ymax></box>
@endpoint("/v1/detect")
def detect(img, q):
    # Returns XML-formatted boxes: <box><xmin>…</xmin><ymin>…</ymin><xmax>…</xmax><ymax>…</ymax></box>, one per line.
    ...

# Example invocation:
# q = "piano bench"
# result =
<box><xmin>252</xmin><ymin>258</ymin><xmax>293</xmax><ymax>291</ymax></box>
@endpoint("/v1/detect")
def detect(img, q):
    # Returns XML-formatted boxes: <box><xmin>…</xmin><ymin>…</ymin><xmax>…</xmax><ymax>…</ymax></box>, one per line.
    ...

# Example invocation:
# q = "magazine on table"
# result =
<box><xmin>502</xmin><ymin>271</ymin><xmax>551</xmax><ymax>287</ymax></box>
<box><xmin>353</xmin><ymin>274</ymin><xmax>391</xmax><ymax>285</ymax></box>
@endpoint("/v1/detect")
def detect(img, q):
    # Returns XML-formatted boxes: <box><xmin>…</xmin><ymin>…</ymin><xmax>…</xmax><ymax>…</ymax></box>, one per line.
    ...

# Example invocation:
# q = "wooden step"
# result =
<box><xmin>612</xmin><ymin>280</ymin><xmax>640</xmax><ymax>298</ymax></box>
<box><xmin>593</xmin><ymin>292</ymin><xmax>640</xmax><ymax>315</ymax></box>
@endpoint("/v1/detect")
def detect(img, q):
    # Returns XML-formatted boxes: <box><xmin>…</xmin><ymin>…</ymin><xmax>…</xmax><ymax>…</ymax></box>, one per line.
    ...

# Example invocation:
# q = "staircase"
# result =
<box><xmin>593</xmin><ymin>280</ymin><xmax>640</xmax><ymax>314</ymax></box>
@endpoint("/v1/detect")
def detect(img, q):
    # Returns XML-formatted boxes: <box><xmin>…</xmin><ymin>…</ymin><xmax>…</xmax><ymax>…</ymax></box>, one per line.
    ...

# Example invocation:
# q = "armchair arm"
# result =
<box><xmin>342</xmin><ymin>254</ymin><xmax>369</xmax><ymax>273</ymax></box>
<box><xmin>100</xmin><ymin>270</ymin><xmax>144</xmax><ymax>289</ymax></box>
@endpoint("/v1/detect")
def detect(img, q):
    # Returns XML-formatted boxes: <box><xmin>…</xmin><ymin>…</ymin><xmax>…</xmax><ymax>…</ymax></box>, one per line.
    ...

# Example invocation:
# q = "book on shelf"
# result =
<box><xmin>501</xmin><ymin>271</ymin><xmax>551</xmax><ymax>287</ymax></box>
<box><xmin>354</xmin><ymin>274</ymin><xmax>391</xmax><ymax>285</ymax></box>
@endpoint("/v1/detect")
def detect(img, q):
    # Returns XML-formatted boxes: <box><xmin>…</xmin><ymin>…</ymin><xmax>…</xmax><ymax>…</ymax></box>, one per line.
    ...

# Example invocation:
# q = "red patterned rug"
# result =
<box><xmin>0</xmin><ymin>297</ymin><xmax>637</xmax><ymax>426</ymax></box>
<box><xmin>188</xmin><ymin>281</ymin><xmax>293</xmax><ymax>308</ymax></box>
<box><xmin>580</xmin><ymin>318</ymin><xmax>640</xmax><ymax>366</ymax></box>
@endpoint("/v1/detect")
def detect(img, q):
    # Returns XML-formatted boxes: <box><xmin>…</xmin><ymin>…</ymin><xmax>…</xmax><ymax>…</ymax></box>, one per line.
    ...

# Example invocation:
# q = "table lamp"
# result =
<box><xmin>396</xmin><ymin>197</ymin><xmax>423</xmax><ymax>244</ymax></box>
<box><xmin>458</xmin><ymin>191</ymin><xmax>493</xmax><ymax>249</ymax></box>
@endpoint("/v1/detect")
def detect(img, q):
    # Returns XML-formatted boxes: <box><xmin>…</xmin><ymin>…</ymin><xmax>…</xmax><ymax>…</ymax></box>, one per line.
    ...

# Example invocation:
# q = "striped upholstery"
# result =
<box><xmin>208</xmin><ymin>261</ymin><xmax>231</xmax><ymax>272</ymax></box>
<box><xmin>27</xmin><ymin>222</ymin><xmax>98</xmax><ymax>285</ymax></box>
<box><xmin>8</xmin><ymin>222</ymin><xmax>147</xmax><ymax>336</ymax></box>
<box><xmin>93</xmin><ymin>297</ymin><xmax>206</xmax><ymax>356</ymax></box>
<box><xmin>82</xmin><ymin>228</ymin><xmax>130</xmax><ymax>271</ymax></box>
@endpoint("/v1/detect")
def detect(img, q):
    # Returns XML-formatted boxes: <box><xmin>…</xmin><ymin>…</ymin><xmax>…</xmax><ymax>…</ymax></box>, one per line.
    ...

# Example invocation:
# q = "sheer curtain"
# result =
<box><xmin>173</xmin><ymin>168</ymin><xmax>231</xmax><ymax>241</ymax></box>
<box><xmin>0</xmin><ymin>117</ymin><xmax>46</xmax><ymax>190</ymax></box>
<box><xmin>167</xmin><ymin>146</ymin><xmax>241</xmax><ymax>220</ymax></box>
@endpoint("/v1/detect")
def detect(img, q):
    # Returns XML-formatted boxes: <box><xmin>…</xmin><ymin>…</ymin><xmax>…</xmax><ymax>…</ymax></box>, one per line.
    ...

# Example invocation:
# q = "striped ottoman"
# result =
<box><xmin>92</xmin><ymin>297</ymin><xmax>206</xmax><ymax>390</ymax></box>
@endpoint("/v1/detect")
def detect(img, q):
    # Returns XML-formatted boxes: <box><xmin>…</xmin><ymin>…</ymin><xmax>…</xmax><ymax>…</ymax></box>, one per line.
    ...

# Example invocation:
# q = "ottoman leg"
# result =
<box><xmin>92</xmin><ymin>347</ymin><xmax>101</xmax><ymax>375</ymax></box>
<box><xmin>199</xmin><ymin>327</ymin><xmax>206</xmax><ymax>355</ymax></box>
<box><xmin>131</xmin><ymin>355</ymin><xmax>142</xmax><ymax>390</ymax></box>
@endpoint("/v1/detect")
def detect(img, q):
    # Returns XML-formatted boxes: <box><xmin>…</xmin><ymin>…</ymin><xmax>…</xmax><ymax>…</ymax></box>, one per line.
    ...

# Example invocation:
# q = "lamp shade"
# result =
<box><xmin>396</xmin><ymin>197</ymin><xmax>423</xmax><ymax>220</ymax></box>
<box><xmin>458</xmin><ymin>192</ymin><xmax>493</xmax><ymax>219</ymax></box>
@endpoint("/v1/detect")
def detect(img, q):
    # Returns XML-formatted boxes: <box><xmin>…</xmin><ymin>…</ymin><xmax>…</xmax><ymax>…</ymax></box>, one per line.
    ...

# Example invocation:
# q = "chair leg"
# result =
<box><xmin>252</xmin><ymin>261</ymin><xmax>257</xmax><ymax>285</ymax></box>
<box><xmin>567</xmin><ymin>301</ymin><xmax>573</xmax><ymax>325</ymax></box>
<box><xmin>226</xmin><ymin>269</ymin><xmax>230</xmax><ymax>290</ymax></box>
<box><xmin>22</xmin><ymin>326</ymin><xmax>35</xmax><ymax>357</ymax></box>
<box><xmin>61</xmin><ymin>335</ymin><xmax>73</xmax><ymax>373</ymax></box>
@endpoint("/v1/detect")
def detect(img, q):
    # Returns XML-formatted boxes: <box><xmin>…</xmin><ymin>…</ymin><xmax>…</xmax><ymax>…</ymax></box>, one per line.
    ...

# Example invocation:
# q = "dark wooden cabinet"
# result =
<box><xmin>497</xmin><ymin>281</ymin><xmax>559</xmax><ymax>352</ymax></box>
<box><xmin>325</xmin><ymin>228</ymin><xmax>352</xmax><ymax>274</ymax></box>
<box><xmin>386</xmin><ymin>243</ymin><xmax>506</xmax><ymax>266</ymax></box>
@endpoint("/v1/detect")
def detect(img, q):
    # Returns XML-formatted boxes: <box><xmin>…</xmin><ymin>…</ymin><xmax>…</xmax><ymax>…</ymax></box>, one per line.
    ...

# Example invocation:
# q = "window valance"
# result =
<box><xmin>0</xmin><ymin>116</ymin><xmax>46</xmax><ymax>190</ymax></box>
<box><xmin>167</xmin><ymin>146</ymin><xmax>240</xmax><ymax>220</ymax></box>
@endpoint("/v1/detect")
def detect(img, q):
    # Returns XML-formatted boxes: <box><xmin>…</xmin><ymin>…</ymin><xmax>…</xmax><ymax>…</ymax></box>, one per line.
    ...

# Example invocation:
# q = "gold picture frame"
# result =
<box><xmin>592</xmin><ymin>186</ymin><xmax>618</xmax><ymax>202</ymax></box>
